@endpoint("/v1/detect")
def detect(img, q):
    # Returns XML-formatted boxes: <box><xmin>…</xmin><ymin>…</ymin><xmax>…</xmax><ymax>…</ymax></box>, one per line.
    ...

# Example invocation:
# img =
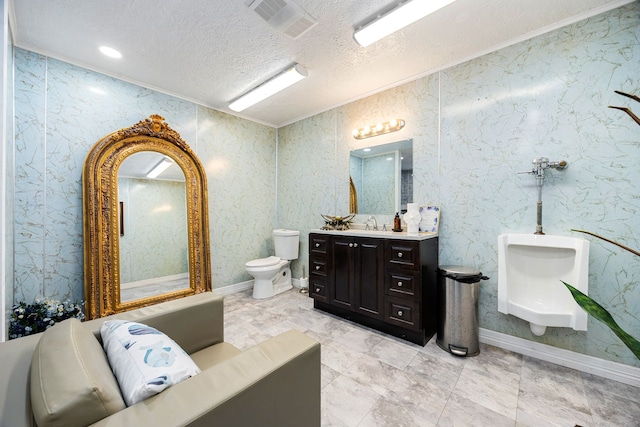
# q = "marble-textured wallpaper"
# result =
<box><xmin>118</xmin><ymin>177</ymin><xmax>188</xmax><ymax>284</ymax></box>
<box><xmin>278</xmin><ymin>3</ymin><xmax>640</xmax><ymax>367</ymax></box>
<box><xmin>12</xmin><ymin>48</ymin><xmax>276</xmax><ymax>304</ymax></box>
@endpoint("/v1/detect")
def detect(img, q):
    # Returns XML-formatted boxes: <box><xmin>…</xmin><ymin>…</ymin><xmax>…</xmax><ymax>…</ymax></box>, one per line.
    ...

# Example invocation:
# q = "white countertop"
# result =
<box><xmin>309</xmin><ymin>228</ymin><xmax>438</xmax><ymax>241</ymax></box>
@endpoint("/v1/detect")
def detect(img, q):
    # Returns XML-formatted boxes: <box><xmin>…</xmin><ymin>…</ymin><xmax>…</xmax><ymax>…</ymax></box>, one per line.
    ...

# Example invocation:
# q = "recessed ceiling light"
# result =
<box><xmin>99</xmin><ymin>46</ymin><xmax>122</xmax><ymax>59</ymax></box>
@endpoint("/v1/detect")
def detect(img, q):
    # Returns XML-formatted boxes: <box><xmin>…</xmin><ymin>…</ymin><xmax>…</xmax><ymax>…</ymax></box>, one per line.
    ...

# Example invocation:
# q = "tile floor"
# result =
<box><xmin>222</xmin><ymin>289</ymin><xmax>640</xmax><ymax>427</ymax></box>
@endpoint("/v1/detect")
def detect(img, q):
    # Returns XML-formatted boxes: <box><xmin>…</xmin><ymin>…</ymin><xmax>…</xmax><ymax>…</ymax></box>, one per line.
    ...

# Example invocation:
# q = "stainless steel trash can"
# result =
<box><xmin>436</xmin><ymin>265</ymin><xmax>488</xmax><ymax>357</ymax></box>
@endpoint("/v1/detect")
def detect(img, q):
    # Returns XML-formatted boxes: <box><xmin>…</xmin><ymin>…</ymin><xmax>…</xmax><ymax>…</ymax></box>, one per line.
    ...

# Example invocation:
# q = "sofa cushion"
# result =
<box><xmin>30</xmin><ymin>318</ymin><xmax>126</xmax><ymax>427</ymax></box>
<box><xmin>101</xmin><ymin>320</ymin><xmax>201</xmax><ymax>406</ymax></box>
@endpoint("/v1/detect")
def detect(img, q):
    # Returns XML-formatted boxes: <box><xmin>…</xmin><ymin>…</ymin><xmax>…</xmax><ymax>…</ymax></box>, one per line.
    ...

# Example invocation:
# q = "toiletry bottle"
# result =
<box><xmin>394</xmin><ymin>212</ymin><xmax>401</xmax><ymax>231</ymax></box>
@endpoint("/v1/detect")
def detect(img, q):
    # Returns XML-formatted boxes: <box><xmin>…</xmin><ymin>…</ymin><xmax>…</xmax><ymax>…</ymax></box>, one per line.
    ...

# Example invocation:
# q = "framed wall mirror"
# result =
<box><xmin>83</xmin><ymin>115</ymin><xmax>211</xmax><ymax>319</ymax></box>
<box><xmin>350</xmin><ymin>139</ymin><xmax>413</xmax><ymax>215</ymax></box>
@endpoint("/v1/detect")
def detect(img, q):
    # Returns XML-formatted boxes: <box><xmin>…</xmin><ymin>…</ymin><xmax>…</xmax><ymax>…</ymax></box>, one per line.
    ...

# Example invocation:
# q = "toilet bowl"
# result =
<box><xmin>246</xmin><ymin>229</ymin><xmax>299</xmax><ymax>299</ymax></box>
<box><xmin>498</xmin><ymin>233</ymin><xmax>590</xmax><ymax>336</ymax></box>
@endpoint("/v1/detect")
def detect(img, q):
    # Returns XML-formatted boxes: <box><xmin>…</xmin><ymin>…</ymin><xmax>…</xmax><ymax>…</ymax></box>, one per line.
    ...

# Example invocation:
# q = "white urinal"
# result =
<box><xmin>498</xmin><ymin>234</ymin><xmax>589</xmax><ymax>336</ymax></box>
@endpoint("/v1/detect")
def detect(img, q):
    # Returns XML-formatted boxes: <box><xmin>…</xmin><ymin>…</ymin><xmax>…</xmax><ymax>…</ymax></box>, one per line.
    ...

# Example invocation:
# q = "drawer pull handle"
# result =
<box><xmin>398</xmin><ymin>252</ymin><xmax>403</xmax><ymax>258</ymax></box>
<box><xmin>353</xmin><ymin>243</ymin><xmax>358</xmax><ymax>248</ymax></box>
<box><xmin>397</xmin><ymin>310</ymin><xmax>404</xmax><ymax>317</ymax></box>
<box><xmin>398</xmin><ymin>282</ymin><xmax>403</xmax><ymax>287</ymax></box>
<box><xmin>315</xmin><ymin>288</ymin><xmax>321</xmax><ymax>293</ymax></box>
<box><xmin>349</xmin><ymin>243</ymin><xmax>353</xmax><ymax>247</ymax></box>
<box><xmin>315</xmin><ymin>243</ymin><xmax>320</xmax><ymax>248</ymax></box>
<box><xmin>315</xmin><ymin>266</ymin><xmax>320</xmax><ymax>270</ymax></box>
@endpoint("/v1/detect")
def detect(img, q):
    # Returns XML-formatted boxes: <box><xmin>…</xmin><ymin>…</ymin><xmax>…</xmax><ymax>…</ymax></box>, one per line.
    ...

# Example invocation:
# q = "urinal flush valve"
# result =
<box><xmin>520</xmin><ymin>157</ymin><xmax>568</xmax><ymax>235</ymax></box>
<box><xmin>527</xmin><ymin>157</ymin><xmax>567</xmax><ymax>181</ymax></box>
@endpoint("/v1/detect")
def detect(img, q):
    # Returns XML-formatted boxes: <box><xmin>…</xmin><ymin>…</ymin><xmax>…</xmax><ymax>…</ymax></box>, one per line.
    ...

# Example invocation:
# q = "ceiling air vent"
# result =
<box><xmin>248</xmin><ymin>0</ymin><xmax>317</xmax><ymax>39</ymax></box>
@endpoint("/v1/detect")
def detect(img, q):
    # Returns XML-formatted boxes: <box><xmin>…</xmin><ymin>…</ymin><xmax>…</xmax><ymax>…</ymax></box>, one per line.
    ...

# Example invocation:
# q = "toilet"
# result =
<box><xmin>246</xmin><ymin>229</ymin><xmax>300</xmax><ymax>299</ymax></box>
<box><xmin>498</xmin><ymin>233</ymin><xmax>590</xmax><ymax>336</ymax></box>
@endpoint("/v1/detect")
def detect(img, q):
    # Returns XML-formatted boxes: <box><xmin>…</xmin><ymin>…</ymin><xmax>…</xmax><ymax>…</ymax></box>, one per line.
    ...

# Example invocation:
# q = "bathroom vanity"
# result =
<box><xmin>308</xmin><ymin>229</ymin><xmax>438</xmax><ymax>345</ymax></box>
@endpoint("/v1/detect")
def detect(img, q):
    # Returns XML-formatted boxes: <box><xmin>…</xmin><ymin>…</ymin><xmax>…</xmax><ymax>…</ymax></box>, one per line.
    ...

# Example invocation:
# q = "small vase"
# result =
<box><xmin>403</xmin><ymin>203</ymin><xmax>421</xmax><ymax>234</ymax></box>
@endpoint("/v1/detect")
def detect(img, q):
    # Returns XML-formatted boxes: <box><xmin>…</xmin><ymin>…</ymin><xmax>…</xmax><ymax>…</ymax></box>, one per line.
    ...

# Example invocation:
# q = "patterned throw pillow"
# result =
<box><xmin>101</xmin><ymin>320</ymin><xmax>201</xmax><ymax>406</ymax></box>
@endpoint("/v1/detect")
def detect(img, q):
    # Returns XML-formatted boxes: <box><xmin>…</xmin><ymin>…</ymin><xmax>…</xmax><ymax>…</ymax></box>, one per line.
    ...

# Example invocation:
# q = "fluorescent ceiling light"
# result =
<box><xmin>229</xmin><ymin>64</ymin><xmax>308</xmax><ymax>112</ymax></box>
<box><xmin>354</xmin><ymin>0</ymin><xmax>457</xmax><ymax>47</ymax></box>
<box><xmin>99</xmin><ymin>46</ymin><xmax>122</xmax><ymax>58</ymax></box>
<box><xmin>146</xmin><ymin>158</ymin><xmax>173</xmax><ymax>179</ymax></box>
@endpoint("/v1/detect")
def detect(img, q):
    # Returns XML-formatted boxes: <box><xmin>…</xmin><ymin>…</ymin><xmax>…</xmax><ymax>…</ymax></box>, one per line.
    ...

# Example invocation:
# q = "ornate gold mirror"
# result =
<box><xmin>83</xmin><ymin>115</ymin><xmax>211</xmax><ymax>319</ymax></box>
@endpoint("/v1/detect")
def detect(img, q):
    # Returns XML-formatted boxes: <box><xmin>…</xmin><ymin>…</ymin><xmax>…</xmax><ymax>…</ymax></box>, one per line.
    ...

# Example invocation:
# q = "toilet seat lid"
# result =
<box><xmin>246</xmin><ymin>256</ymin><xmax>281</xmax><ymax>268</ymax></box>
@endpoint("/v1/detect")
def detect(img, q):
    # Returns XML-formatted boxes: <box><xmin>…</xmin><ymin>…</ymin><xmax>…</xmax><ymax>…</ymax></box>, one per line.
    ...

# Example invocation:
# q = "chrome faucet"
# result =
<box><xmin>367</xmin><ymin>215</ymin><xmax>378</xmax><ymax>231</ymax></box>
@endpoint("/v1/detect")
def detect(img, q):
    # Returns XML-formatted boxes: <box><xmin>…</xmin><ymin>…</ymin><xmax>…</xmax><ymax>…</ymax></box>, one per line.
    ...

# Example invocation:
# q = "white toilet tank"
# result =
<box><xmin>273</xmin><ymin>229</ymin><xmax>300</xmax><ymax>260</ymax></box>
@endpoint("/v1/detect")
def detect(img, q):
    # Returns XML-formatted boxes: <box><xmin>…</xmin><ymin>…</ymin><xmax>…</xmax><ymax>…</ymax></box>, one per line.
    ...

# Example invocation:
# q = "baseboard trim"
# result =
<box><xmin>214</xmin><ymin>278</ymin><xmax>305</xmax><ymax>297</ymax></box>
<box><xmin>480</xmin><ymin>328</ymin><xmax>640</xmax><ymax>387</ymax></box>
<box><xmin>213</xmin><ymin>280</ymin><xmax>253</xmax><ymax>296</ymax></box>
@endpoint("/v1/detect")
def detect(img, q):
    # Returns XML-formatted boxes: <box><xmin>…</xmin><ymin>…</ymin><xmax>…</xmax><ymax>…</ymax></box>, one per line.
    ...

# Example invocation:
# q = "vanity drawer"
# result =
<box><xmin>309</xmin><ymin>278</ymin><xmax>328</xmax><ymax>303</ymax></box>
<box><xmin>386</xmin><ymin>240</ymin><xmax>420</xmax><ymax>271</ymax></box>
<box><xmin>310</xmin><ymin>235</ymin><xmax>329</xmax><ymax>254</ymax></box>
<box><xmin>310</xmin><ymin>257</ymin><xmax>327</xmax><ymax>277</ymax></box>
<box><xmin>385</xmin><ymin>270</ymin><xmax>420</xmax><ymax>299</ymax></box>
<box><xmin>385</xmin><ymin>297</ymin><xmax>420</xmax><ymax>331</ymax></box>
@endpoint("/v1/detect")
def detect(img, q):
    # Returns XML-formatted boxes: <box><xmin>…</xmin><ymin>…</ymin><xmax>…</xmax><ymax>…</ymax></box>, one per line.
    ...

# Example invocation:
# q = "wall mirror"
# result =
<box><xmin>349</xmin><ymin>139</ymin><xmax>413</xmax><ymax>215</ymax></box>
<box><xmin>83</xmin><ymin>115</ymin><xmax>211</xmax><ymax>319</ymax></box>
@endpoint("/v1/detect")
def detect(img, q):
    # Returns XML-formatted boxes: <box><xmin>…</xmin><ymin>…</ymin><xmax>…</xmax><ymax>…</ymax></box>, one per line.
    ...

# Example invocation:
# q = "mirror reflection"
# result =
<box><xmin>118</xmin><ymin>152</ymin><xmax>190</xmax><ymax>302</ymax></box>
<box><xmin>350</xmin><ymin>139</ymin><xmax>413</xmax><ymax>215</ymax></box>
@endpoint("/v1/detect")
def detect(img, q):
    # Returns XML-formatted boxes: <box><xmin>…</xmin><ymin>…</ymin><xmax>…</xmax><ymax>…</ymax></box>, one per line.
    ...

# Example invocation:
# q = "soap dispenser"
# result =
<box><xmin>393</xmin><ymin>212</ymin><xmax>402</xmax><ymax>232</ymax></box>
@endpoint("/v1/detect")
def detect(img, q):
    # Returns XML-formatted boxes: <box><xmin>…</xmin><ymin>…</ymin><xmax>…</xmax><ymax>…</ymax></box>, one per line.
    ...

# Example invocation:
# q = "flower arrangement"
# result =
<box><xmin>9</xmin><ymin>299</ymin><xmax>85</xmax><ymax>339</ymax></box>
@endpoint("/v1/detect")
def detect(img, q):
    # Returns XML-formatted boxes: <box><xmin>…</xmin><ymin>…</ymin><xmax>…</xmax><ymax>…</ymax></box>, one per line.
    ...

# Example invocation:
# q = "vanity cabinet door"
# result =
<box><xmin>331</xmin><ymin>237</ymin><xmax>355</xmax><ymax>309</ymax></box>
<box><xmin>354</xmin><ymin>238</ymin><xmax>384</xmax><ymax>319</ymax></box>
<box><xmin>329</xmin><ymin>236</ymin><xmax>384</xmax><ymax>319</ymax></box>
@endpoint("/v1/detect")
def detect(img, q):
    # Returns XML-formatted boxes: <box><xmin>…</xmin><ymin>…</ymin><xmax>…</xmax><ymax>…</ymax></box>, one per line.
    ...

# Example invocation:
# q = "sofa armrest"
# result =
<box><xmin>0</xmin><ymin>334</ymin><xmax>40</xmax><ymax>427</ymax></box>
<box><xmin>89</xmin><ymin>330</ymin><xmax>321</xmax><ymax>427</ymax></box>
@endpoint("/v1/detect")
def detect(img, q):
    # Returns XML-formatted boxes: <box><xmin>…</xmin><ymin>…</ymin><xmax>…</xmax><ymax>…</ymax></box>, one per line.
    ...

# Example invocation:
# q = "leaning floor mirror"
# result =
<box><xmin>82</xmin><ymin>115</ymin><xmax>211</xmax><ymax>319</ymax></box>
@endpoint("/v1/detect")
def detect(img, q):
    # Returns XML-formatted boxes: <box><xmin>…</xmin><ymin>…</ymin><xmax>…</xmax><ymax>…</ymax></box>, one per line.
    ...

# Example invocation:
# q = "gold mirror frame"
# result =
<box><xmin>83</xmin><ymin>115</ymin><xmax>211</xmax><ymax>319</ymax></box>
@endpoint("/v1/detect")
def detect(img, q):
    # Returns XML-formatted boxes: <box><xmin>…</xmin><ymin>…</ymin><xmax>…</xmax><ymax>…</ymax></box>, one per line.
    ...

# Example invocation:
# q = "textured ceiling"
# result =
<box><xmin>9</xmin><ymin>0</ymin><xmax>632</xmax><ymax>127</ymax></box>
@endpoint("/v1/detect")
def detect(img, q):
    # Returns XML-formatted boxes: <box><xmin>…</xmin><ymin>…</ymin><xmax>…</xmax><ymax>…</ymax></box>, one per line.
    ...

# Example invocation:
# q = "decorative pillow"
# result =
<box><xmin>30</xmin><ymin>318</ymin><xmax>126</xmax><ymax>427</ymax></box>
<box><xmin>101</xmin><ymin>320</ymin><xmax>201</xmax><ymax>406</ymax></box>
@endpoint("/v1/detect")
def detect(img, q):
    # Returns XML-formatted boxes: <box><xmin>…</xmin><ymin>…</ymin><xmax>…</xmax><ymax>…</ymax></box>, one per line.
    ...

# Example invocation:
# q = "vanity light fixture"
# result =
<box><xmin>352</xmin><ymin>119</ymin><xmax>405</xmax><ymax>139</ymax></box>
<box><xmin>353</xmin><ymin>0</ymin><xmax>457</xmax><ymax>47</ymax></box>
<box><xmin>228</xmin><ymin>64</ymin><xmax>308</xmax><ymax>112</ymax></box>
<box><xmin>146</xmin><ymin>157</ymin><xmax>174</xmax><ymax>179</ymax></box>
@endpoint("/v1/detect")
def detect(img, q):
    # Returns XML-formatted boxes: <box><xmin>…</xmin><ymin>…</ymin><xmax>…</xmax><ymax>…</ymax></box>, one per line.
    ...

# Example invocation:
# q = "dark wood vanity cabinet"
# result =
<box><xmin>309</xmin><ymin>232</ymin><xmax>439</xmax><ymax>345</ymax></box>
<box><xmin>330</xmin><ymin>236</ymin><xmax>384</xmax><ymax>319</ymax></box>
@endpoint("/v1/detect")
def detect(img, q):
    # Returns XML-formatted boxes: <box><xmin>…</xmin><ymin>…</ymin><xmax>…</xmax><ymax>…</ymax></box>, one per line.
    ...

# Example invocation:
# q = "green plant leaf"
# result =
<box><xmin>562</xmin><ymin>281</ymin><xmax>640</xmax><ymax>360</ymax></box>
